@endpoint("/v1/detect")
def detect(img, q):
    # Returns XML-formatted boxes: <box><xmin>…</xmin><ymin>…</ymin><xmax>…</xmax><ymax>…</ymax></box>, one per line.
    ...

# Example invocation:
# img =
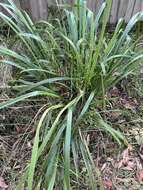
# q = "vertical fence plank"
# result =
<box><xmin>95</xmin><ymin>0</ymin><xmax>104</xmax><ymax>14</ymax></box>
<box><xmin>87</xmin><ymin>0</ymin><xmax>96</xmax><ymax>11</ymax></box>
<box><xmin>96</xmin><ymin>0</ymin><xmax>104</xmax><ymax>12</ymax></box>
<box><xmin>29</xmin><ymin>0</ymin><xmax>40</xmax><ymax>21</ymax></box>
<box><xmin>38</xmin><ymin>0</ymin><xmax>48</xmax><ymax>19</ymax></box>
<box><xmin>125</xmin><ymin>0</ymin><xmax>136</xmax><ymax>22</ymax></box>
<box><xmin>141</xmin><ymin>0</ymin><xmax>143</xmax><ymax>11</ymax></box>
<box><xmin>110</xmin><ymin>0</ymin><xmax>119</xmax><ymax>24</ymax></box>
<box><xmin>132</xmin><ymin>0</ymin><xmax>141</xmax><ymax>16</ymax></box>
<box><xmin>20</xmin><ymin>0</ymin><xmax>31</xmax><ymax>16</ymax></box>
<box><xmin>118</xmin><ymin>0</ymin><xmax>129</xmax><ymax>19</ymax></box>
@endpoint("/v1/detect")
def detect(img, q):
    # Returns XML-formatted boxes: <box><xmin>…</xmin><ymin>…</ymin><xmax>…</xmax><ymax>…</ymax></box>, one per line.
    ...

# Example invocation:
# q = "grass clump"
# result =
<box><xmin>0</xmin><ymin>0</ymin><xmax>143</xmax><ymax>189</ymax></box>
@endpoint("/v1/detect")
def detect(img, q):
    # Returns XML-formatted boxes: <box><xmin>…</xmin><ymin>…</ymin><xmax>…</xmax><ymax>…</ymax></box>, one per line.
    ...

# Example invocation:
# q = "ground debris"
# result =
<box><xmin>0</xmin><ymin>177</ymin><xmax>8</xmax><ymax>189</ymax></box>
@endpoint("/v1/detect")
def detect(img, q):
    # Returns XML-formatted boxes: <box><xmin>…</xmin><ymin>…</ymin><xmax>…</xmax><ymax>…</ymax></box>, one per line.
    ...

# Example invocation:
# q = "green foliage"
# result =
<box><xmin>0</xmin><ymin>0</ymin><xmax>143</xmax><ymax>189</ymax></box>
<box><xmin>62</xmin><ymin>0</ymin><xmax>143</xmax><ymax>94</ymax></box>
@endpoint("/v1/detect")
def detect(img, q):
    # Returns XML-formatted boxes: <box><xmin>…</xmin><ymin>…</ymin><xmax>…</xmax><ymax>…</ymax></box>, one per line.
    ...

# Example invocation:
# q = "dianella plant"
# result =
<box><xmin>0</xmin><ymin>0</ymin><xmax>143</xmax><ymax>189</ymax></box>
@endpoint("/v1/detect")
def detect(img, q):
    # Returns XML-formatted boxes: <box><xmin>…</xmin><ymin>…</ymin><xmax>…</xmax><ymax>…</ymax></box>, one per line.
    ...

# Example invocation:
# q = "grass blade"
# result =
<box><xmin>0</xmin><ymin>91</ymin><xmax>58</xmax><ymax>110</ymax></box>
<box><xmin>28</xmin><ymin>104</ymin><xmax>63</xmax><ymax>190</ymax></box>
<box><xmin>64</xmin><ymin>108</ymin><xmax>73</xmax><ymax>189</ymax></box>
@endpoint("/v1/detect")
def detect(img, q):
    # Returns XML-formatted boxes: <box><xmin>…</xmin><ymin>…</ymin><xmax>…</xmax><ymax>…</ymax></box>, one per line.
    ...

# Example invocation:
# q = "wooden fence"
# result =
<box><xmin>0</xmin><ymin>0</ymin><xmax>143</xmax><ymax>24</ymax></box>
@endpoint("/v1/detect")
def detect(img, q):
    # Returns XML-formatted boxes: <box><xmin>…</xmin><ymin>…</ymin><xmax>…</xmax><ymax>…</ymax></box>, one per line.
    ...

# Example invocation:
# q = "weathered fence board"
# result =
<box><xmin>125</xmin><ymin>0</ymin><xmax>136</xmax><ymax>22</ymax></box>
<box><xmin>87</xmin><ymin>0</ymin><xmax>96</xmax><ymax>11</ymax></box>
<box><xmin>132</xmin><ymin>0</ymin><xmax>141</xmax><ymax>15</ymax></box>
<box><xmin>95</xmin><ymin>0</ymin><xmax>104</xmax><ymax>14</ymax></box>
<box><xmin>141</xmin><ymin>0</ymin><xmax>143</xmax><ymax>11</ymax></box>
<box><xmin>0</xmin><ymin>0</ymin><xmax>143</xmax><ymax>23</ymax></box>
<box><xmin>110</xmin><ymin>0</ymin><xmax>119</xmax><ymax>24</ymax></box>
<box><xmin>118</xmin><ymin>0</ymin><xmax>128</xmax><ymax>20</ymax></box>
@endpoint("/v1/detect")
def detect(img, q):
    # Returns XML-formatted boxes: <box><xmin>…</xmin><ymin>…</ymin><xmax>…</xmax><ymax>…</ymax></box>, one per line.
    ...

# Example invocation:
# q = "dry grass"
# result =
<box><xmin>0</xmin><ymin>98</ymin><xmax>47</xmax><ymax>189</ymax></box>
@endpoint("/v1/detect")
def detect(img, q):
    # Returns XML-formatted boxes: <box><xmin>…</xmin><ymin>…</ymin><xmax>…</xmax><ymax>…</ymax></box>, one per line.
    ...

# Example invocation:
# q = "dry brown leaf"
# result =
<box><xmin>122</xmin><ymin>160</ymin><xmax>135</xmax><ymax>171</ymax></box>
<box><xmin>118</xmin><ymin>149</ymin><xmax>129</xmax><ymax>169</ymax></box>
<box><xmin>0</xmin><ymin>177</ymin><xmax>8</xmax><ymax>189</ymax></box>
<box><xmin>117</xmin><ymin>145</ymin><xmax>133</xmax><ymax>169</ymax></box>
<box><xmin>103</xmin><ymin>179</ymin><xmax>112</xmax><ymax>189</ymax></box>
<box><xmin>137</xmin><ymin>169</ymin><xmax>143</xmax><ymax>183</ymax></box>
<box><xmin>121</xmin><ymin>98</ymin><xmax>138</xmax><ymax>110</ymax></box>
<box><xmin>136</xmin><ymin>157</ymin><xmax>143</xmax><ymax>184</ymax></box>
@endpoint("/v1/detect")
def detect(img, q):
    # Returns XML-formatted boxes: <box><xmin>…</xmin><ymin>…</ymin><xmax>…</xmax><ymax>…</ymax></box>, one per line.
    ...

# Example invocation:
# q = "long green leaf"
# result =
<box><xmin>0</xmin><ymin>91</ymin><xmax>57</xmax><ymax>110</ymax></box>
<box><xmin>28</xmin><ymin>104</ymin><xmax>63</xmax><ymax>190</ymax></box>
<box><xmin>64</xmin><ymin>108</ymin><xmax>73</xmax><ymax>189</ymax></box>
